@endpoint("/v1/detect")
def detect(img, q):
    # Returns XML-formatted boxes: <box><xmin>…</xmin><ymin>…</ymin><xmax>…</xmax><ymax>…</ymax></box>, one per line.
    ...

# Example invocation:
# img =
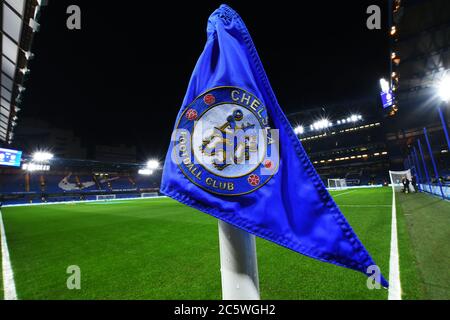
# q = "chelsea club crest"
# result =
<box><xmin>173</xmin><ymin>86</ymin><xmax>278</xmax><ymax>196</ymax></box>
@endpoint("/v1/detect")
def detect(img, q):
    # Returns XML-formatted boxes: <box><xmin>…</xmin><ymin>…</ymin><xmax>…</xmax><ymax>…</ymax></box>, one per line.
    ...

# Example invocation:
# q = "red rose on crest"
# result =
<box><xmin>247</xmin><ymin>174</ymin><xmax>260</xmax><ymax>186</ymax></box>
<box><xmin>203</xmin><ymin>94</ymin><xmax>215</xmax><ymax>105</ymax></box>
<box><xmin>264</xmin><ymin>160</ymin><xmax>273</xmax><ymax>169</ymax></box>
<box><xmin>185</xmin><ymin>109</ymin><xmax>198</xmax><ymax>121</ymax></box>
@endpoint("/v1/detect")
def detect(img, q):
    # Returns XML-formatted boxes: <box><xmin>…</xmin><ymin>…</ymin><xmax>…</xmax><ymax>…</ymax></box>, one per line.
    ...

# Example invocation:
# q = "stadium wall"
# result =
<box><xmin>419</xmin><ymin>184</ymin><xmax>450</xmax><ymax>200</ymax></box>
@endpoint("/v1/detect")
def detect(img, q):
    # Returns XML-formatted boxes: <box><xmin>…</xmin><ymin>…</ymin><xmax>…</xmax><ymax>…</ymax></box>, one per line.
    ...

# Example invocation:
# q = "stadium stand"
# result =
<box><xmin>0</xmin><ymin>161</ymin><xmax>161</xmax><ymax>204</ymax></box>
<box><xmin>43</xmin><ymin>174</ymin><xmax>66</xmax><ymax>193</ymax></box>
<box><xmin>0</xmin><ymin>173</ymin><xmax>27</xmax><ymax>193</ymax></box>
<box><xmin>110</xmin><ymin>175</ymin><xmax>137</xmax><ymax>191</ymax></box>
<box><xmin>288</xmin><ymin>98</ymin><xmax>390</xmax><ymax>187</ymax></box>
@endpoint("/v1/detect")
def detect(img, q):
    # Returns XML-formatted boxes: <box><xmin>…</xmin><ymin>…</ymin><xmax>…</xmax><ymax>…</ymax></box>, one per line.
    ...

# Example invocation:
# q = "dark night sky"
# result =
<box><xmin>21</xmin><ymin>0</ymin><xmax>389</xmax><ymax>160</ymax></box>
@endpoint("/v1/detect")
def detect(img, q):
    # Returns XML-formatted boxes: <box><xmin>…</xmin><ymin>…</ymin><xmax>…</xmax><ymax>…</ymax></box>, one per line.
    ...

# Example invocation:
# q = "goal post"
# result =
<box><xmin>327</xmin><ymin>178</ymin><xmax>347</xmax><ymax>190</ymax></box>
<box><xmin>389</xmin><ymin>170</ymin><xmax>415</xmax><ymax>193</ymax></box>
<box><xmin>96</xmin><ymin>194</ymin><xmax>116</xmax><ymax>201</ymax></box>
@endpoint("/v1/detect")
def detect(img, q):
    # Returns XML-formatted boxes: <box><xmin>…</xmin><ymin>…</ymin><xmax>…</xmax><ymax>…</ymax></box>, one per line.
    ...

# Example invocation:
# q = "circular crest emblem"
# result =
<box><xmin>173</xmin><ymin>87</ymin><xmax>277</xmax><ymax>196</ymax></box>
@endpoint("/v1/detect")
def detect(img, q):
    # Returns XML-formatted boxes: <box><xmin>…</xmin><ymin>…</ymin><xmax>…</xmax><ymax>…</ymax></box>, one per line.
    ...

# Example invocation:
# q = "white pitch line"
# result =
<box><xmin>0</xmin><ymin>209</ymin><xmax>18</xmax><ymax>300</ymax></box>
<box><xmin>332</xmin><ymin>190</ymin><xmax>357</xmax><ymax>197</ymax></box>
<box><xmin>388</xmin><ymin>189</ymin><xmax>401</xmax><ymax>300</ymax></box>
<box><xmin>2</xmin><ymin>195</ymin><xmax>168</xmax><ymax>208</ymax></box>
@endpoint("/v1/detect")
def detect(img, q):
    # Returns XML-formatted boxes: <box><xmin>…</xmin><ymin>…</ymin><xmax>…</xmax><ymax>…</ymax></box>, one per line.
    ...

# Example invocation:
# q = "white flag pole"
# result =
<box><xmin>218</xmin><ymin>220</ymin><xmax>260</xmax><ymax>300</ymax></box>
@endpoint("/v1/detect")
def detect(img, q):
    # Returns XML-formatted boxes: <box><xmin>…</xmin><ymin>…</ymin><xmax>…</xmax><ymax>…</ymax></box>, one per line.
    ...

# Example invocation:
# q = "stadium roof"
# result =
<box><xmin>0</xmin><ymin>0</ymin><xmax>46</xmax><ymax>144</ymax></box>
<box><xmin>393</xmin><ymin>0</ymin><xmax>450</xmax><ymax>100</ymax></box>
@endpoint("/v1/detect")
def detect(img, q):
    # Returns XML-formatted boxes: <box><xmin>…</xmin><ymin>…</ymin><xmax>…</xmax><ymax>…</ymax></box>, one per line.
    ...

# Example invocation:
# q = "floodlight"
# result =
<box><xmin>312</xmin><ymin>118</ymin><xmax>331</xmax><ymax>131</ymax></box>
<box><xmin>147</xmin><ymin>159</ymin><xmax>160</xmax><ymax>169</ymax></box>
<box><xmin>32</xmin><ymin>151</ymin><xmax>54</xmax><ymax>162</ymax></box>
<box><xmin>138</xmin><ymin>169</ymin><xmax>153</xmax><ymax>175</ymax></box>
<box><xmin>25</xmin><ymin>51</ymin><xmax>34</xmax><ymax>60</ymax></box>
<box><xmin>390</xmin><ymin>26</ymin><xmax>397</xmax><ymax>36</ymax></box>
<box><xmin>350</xmin><ymin>115</ymin><xmax>358</xmax><ymax>122</ymax></box>
<box><xmin>379</xmin><ymin>78</ymin><xmax>390</xmax><ymax>93</ymax></box>
<box><xmin>294</xmin><ymin>126</ymin><xmax>304</xmax><ymax>135</ymax></box>
<box><xmin>22</xmin><ymin>163</ymin><xmax>50</xmax><ymax>172</ymax></box>
<box><xmin>20</xmin><ymin>67</ymin><xmax>30</xmax><ymax>75</ymax></box>
<box><xmin>437</xmin><ymin>74</ymin><xmax>450</xmax><ymax>102</ymax></box>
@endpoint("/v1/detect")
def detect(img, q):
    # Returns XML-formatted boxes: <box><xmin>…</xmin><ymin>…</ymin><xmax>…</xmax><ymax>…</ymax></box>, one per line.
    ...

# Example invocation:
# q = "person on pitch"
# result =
<box><xmin>402</xmin><ymin>176</ymin><xmax>407</xmax><ymax>193</ymax></box>
<box><xmin>402</xmin><ymin>176</ymin><xmax>410</xmax><ymax>193</ymax></box>
<box><xmin>411</xmin><ymin>175</ymin><xmax>417</xmax><ymax>192</ymax></box>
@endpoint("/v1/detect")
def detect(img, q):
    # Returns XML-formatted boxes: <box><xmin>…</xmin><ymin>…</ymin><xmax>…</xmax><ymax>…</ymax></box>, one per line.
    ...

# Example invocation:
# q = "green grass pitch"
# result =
<box><xmin>0</xmin><ymin>188</ymin><xmax>425</xmax><ymax>299</ymax></box>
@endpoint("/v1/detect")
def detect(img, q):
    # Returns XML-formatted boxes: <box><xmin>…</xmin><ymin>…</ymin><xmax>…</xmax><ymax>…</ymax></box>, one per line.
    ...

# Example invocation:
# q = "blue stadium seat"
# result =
<box><xmin>0</xmin><ymin>174</ymin><xmax>26</xmax><ymax>194</ymax></box>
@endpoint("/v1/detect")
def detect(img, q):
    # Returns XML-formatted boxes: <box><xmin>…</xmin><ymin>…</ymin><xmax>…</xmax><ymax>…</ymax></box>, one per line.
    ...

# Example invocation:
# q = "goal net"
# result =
<box><xmin>96</xmin><ymin>194</ymin><xmax>116</xmax><ymax>201</ymax></box>
<box><xmin>141</xmin><ymin>192</ymin><xmax>159</xmax><ymax>198</ymax></box>
<box><xmin>389</xmin><ymin>170</ymin><xmax>415</xmax><ymax>193</ymax></box>
<box><xmin>327</xmin><ymin>178</ymin><xmax>348</xmax><ymax>190</ymax></box>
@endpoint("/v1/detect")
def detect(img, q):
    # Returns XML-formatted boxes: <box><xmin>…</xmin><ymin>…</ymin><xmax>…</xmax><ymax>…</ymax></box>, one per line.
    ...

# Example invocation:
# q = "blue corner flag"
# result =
<box><xmin>161</xmin><ymin>4</ymin><xmax>388</xmax><ymax>287</ymax></box>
